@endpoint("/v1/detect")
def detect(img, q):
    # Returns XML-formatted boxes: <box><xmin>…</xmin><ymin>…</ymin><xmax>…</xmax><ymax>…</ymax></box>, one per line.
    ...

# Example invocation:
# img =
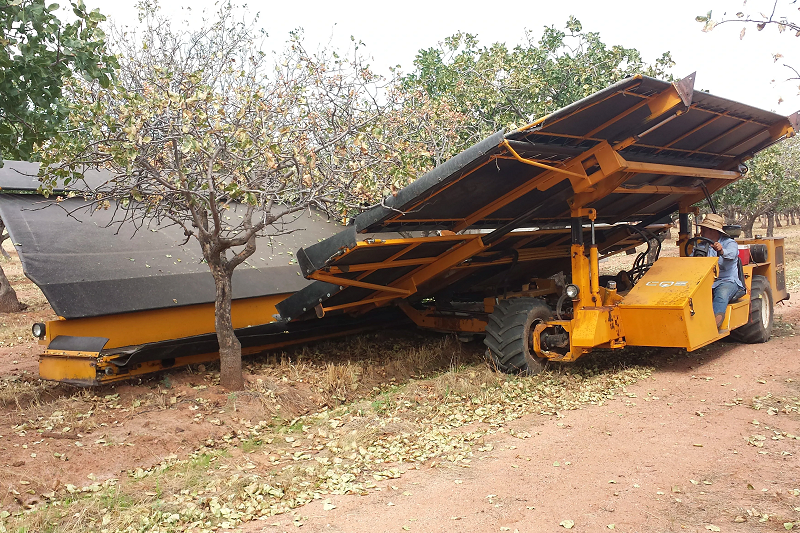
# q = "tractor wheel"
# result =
<box><xmin>731</xmin><ymin>275</ymin><xmax>773</xmax><ymax>343</ymax></box>
<box><xmin>484</xmin><ymin>297</ymin><xmax>551</xmax><ymax>375</ymax></box>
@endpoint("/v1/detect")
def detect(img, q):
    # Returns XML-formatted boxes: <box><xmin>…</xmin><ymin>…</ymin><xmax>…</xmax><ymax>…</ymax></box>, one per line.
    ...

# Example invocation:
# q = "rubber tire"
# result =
<box><xmin>750</xmin><ymin>244</ymin><xmax>768</xmax><ymax>264</ymax></box>
<box><xmin>484</xmin><ymin>298</ymin><xmax>551</xmax><ymax>375</ymax></box>
<box><xmin>730</xmin><ymin>275</ymin><xmax>773</xmax><ymax>343</ymax></box>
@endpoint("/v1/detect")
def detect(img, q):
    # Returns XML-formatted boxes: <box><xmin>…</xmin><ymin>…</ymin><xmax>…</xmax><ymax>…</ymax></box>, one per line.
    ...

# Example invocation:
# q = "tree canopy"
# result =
<box><xmin>0</xmin><ymin>0</ymin><xmax>116</xmax><ymax>162</ymax></box>
<box><xmin>714</xmin><ymin>136</ymin><xmax>800</xmax><ymax>237</ymax></box>
<box><xmin>38</xmin><ymin>3</ymin><xmax>399</xmax><ymax>389</ymax></box>
<box><xmin>402</xmin><ymin>17</ymin><xmax>675</xmax><ymax>148</ymax></box>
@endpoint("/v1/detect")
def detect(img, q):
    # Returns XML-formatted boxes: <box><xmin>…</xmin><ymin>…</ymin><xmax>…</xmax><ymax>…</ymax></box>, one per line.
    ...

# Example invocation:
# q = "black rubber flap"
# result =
<box><xmin>107</xmin><ymin>307</ymin><xmax>407</xmax><ymax>367</ymax></box>
<box><xmin>0</xmin><ymin>193</ymin><xmax>343</xmax><ymax>318</ymax></box>
<box><xmin>49</xmin><ymin>335</ymin><xmax>109</xmax><ymax>353</ymax></box>
<box><xmin>275</xmin><ymin>281</ymin><xmax>341</xmax><ymax>321</ymax></box>
<box><xmin>297</xmin><ymin>225</ymin><xmax>357</xmax><ymax>277</ymax></box>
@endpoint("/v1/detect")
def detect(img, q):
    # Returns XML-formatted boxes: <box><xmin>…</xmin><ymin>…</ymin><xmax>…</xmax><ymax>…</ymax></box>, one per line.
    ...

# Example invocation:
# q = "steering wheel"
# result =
<box><xmin>684</xmin><ymin>236</ymin><xmax>716</xmax><ymax>257</ymax></box>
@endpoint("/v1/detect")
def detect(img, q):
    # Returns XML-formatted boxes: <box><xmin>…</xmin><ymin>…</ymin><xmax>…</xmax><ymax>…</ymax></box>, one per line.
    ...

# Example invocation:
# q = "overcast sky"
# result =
<box><xmin>88</xmin><ymin>0</ymin><xmax>800</xmax><ymax>115</ymax></box>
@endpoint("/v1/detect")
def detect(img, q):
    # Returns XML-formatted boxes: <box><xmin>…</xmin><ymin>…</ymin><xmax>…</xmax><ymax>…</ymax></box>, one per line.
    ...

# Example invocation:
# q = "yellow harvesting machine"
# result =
<box><xmin>0</xmin><ymin>73</ymin><xmax>795</xmax><ymax>383</ymax></box>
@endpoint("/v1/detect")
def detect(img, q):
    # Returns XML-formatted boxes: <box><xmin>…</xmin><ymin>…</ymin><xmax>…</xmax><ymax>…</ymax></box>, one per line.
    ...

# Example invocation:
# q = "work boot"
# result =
<box><xmin>715</xmin><ymin>313</ymin><xmax>724</xmax><ymax>329</ymax></box>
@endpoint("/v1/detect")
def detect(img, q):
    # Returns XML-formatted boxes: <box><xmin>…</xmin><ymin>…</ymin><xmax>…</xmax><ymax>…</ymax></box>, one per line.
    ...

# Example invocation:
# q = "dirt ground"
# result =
<box><xmin>0</xmin><ymin>227</ymin><xmax>798</xmax><ymax>533</ymax></box>
<box><xmin>263</xmin><ymin>303</ymin><xmax>800</xmax><ymax>533</ymax></box>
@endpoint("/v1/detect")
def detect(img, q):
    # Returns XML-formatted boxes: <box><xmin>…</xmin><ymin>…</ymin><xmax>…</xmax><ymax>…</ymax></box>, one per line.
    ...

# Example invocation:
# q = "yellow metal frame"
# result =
<box><xmin>737</xmin><ymin>237</ymin><xmax>788</xmax><ymax>303</ymax></box>
<box><xmin>531</xmin><ymin>233</ymin><xmax>784</xmax><ymax>362</ymax></box>
<box><xmin>39</xmin><ymin>321</ymin><xmax>380</xmax><ymax>386</ymax></box>
<box><xmin>42</xmin><ymin>293</ymin><xmax>291</xmax><ymax>350</ymax></box>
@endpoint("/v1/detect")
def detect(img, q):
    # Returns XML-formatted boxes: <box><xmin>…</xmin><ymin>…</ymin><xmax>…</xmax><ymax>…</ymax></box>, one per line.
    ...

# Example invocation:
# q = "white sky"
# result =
<box><xmin>87</xmin><ymin>0</ymin><xmax>800</xmax><ymax>115</ymax></box>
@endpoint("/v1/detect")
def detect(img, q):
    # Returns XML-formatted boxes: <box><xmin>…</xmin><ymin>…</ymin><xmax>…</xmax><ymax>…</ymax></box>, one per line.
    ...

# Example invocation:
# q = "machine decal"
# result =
<box><xmin>645</xmin><ymin>281</ymin><xmax>689</xmax><ymax>287</ymax></box>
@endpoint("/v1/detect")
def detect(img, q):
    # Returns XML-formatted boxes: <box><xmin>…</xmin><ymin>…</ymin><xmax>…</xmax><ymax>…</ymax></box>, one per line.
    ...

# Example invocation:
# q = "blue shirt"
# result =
<box><xmin>709</xmin><ymin>235</ymin><xmax>744</xmax><ymax>290</ymax></box>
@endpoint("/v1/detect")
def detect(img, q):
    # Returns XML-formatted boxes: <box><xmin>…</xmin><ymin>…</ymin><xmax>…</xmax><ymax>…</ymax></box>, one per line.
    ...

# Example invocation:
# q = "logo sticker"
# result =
<box><xmin>646</xmin><ymin>280</ymin><xmax>689</xmax><ymax>287</ymax></box>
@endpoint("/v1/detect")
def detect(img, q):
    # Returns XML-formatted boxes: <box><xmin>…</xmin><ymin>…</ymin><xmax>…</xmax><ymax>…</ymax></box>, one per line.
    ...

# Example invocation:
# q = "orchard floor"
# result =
<box><xmin>255</xmin><ymin>302</ymin><xmax>800</xmax><ymax>533</ymax></box>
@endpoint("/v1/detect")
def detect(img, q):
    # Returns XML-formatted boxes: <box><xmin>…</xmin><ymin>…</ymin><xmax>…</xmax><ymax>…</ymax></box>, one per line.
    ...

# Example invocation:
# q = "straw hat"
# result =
<box><xmin>698</xmin><ymin>213</ymin><xmax>727</xmax><ymax>235</ymax></box>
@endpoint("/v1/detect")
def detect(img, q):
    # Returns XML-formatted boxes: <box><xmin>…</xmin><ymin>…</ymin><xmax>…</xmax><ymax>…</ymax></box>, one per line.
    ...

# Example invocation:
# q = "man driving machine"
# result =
<box><xmin>698</xmin><ymin>213</ymin><xmax>746</xmax><ymax>328</ymax></box>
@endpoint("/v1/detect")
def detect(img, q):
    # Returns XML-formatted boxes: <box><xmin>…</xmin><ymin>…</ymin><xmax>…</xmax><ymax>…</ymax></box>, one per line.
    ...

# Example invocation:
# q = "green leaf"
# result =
<box><xmin>87</xmin><ymin>9</ymin><xmax>105</xmax><ymax>22</ymax></box>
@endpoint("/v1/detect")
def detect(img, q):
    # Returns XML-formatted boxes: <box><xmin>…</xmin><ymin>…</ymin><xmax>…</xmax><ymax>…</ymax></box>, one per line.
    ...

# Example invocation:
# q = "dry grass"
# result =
<box><xmin>0</xmin><ymin>377</ymin><xmax>82</xmax><ymax>414</ymax></box>
<box><xmin>779</xmin><ymin>224</ymin><xmax>800</xmax><ymax>293</ymax></box>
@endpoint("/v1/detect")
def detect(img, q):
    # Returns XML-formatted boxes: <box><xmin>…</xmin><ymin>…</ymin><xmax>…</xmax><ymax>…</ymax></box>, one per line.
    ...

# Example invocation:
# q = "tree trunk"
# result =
<box><xmin>775</xmin><ymin>213</ymin><xmax>782</xmax><ymax>228</ymax></box>
<box><xmin>791</xmin><ymin>211</ymin><xmax>797</xmax><ymax>226</ymax></box>
<box><xmin>210</xmin><ymin>263</ymin><xmax>244</xmax><ymax>391</ymax></box>
<box><xmin>0</xmin><ymin>264</ymin><xmax>25</xmax><ymax>313</ymax></box>
<box><xmin>742</xmin><ymin>214</ymin><xmax>757</xmax><ymax>239</ymax></box>
<box><xmin>767</xmin><ymin>211</ymin><xmax>775</xmax><ymax>237</ymax></box>
<box><xmin>0</xmin><ymin>217</ymin><xmax>12</xmax><ymax>260</ymax></box>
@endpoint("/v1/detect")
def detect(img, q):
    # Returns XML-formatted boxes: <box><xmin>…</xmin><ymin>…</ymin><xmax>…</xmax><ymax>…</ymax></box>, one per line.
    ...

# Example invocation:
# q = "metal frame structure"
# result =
<box><xmin>0</xmin><ymin>73</ymin><xmax>794</xmax><ymax>384</ymax></box>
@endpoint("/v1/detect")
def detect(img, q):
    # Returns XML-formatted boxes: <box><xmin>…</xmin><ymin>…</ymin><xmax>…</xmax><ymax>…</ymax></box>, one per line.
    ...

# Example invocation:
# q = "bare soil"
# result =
<box><xmin>264</xmin><ymin>303</ymin><xmax>800</xmax><ymax>533</ymax></box>
<box><xmin>0</xmin><ymin>230</ymin><xmax>798</xmax><ymax>532</ymax></box>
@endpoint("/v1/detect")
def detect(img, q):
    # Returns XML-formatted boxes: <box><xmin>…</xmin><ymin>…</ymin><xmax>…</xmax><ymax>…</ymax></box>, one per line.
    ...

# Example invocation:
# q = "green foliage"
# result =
<box><xmin>714</xmin><ymin>137</ymin><xmax>800</xmax><ymax>233</ymax></box>
<box><xmin>0</xmin><ymin>0</ymin><xmax>117</xmax><ymax>162</ymax></box>
<box><xmin>403</xmin><ymin>17</ymin><xmax>675</xmax><ymax>146</ymax></box>
<box><xmin>38</xmin><ymin>3</ymin><xmax>391</xmax><ymax>253</ymax></box>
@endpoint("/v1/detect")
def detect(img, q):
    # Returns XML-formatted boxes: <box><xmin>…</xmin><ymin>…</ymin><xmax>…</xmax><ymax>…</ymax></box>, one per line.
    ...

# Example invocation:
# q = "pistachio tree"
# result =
<box><xmin>0</xmin><ymin>0</ymin><xmax>116</xmax><ymax>162</ymax></box>
<box><xmin>39</xmin><ymin>4</ymin><xmax>395</xmax><ymax>390</ymax></box>
<box><xmin>403</xmin><ymin>18</ymin><xmax>675</xmax><ymax>147</ymax></box>
<box><xmin>714</xmin><ymin>138</ymin><xmax>800</xmax><ymax>237</ymax></box>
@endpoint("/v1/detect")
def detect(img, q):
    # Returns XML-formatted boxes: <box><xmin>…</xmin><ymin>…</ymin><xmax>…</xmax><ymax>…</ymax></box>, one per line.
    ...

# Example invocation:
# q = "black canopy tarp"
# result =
<box><xmin>0</xmin><ymin>162</ymin><xmax>344</xmax><ymax>318</ymax></box>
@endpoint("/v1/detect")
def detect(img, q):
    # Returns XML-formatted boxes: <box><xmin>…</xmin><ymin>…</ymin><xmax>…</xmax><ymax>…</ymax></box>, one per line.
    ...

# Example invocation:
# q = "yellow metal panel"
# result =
<box><xmin>620</xmin><ymin>308</ymin><xmax>691</xmax><ymax>348</ymax></box>
<box><xmin>739</xmin><ymin>237</ymin><xmax>788</xmax><ymax>302</ymax></box>
<box><xmin>398</xmin><ymin>302</ymin><xmax>488</xmax><ymax>333</ymax></box>
<box><xmin>43</xmin><ymin>293</ymin><xmax>289</xmax><ymax>350</ymax></box>
<box><xmin>39</xmin><ymin>353</ymin><xmax>98</xmax><ymax>384</ymax></box>
<box><xmin>619</xmin><ymin>257</ymin><xmax>719</xmax><ymax>349</ymax></box>
<box><xmin>727</xmin><ymin>299</ymin><xmax>751</xmax><ymax>331</ymax></box>
<box><xmin>569</xmin><ymin>307</ymin><xmax>625</xmax><ymax>353</ymax></box>
<box><xmin>619</xmin><ymin>257</ymin><xmax>717</xmax><ymax>310</ymax></box>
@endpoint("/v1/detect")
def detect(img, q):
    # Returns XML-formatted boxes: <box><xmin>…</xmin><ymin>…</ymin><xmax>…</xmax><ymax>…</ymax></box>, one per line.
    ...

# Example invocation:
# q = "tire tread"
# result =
<box><xmin>483</xmin><ymin>298</ymin><xmax>552</xmax><ymax>374</ymax></box>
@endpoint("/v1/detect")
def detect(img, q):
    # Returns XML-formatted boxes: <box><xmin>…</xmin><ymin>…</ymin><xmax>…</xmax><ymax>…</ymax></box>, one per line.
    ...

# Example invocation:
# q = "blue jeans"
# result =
<box><xmin>713</xmin><ymin>281</ymin><xmax>746</xmax><ymax>316</ymax></box>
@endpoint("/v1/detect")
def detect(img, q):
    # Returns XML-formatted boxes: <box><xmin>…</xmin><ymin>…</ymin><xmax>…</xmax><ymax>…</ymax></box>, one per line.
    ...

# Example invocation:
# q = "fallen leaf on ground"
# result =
<box><xmin>560</xmin><ymin>520</ymin><xmax>575</xmax><ymax>529</ymax></box>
